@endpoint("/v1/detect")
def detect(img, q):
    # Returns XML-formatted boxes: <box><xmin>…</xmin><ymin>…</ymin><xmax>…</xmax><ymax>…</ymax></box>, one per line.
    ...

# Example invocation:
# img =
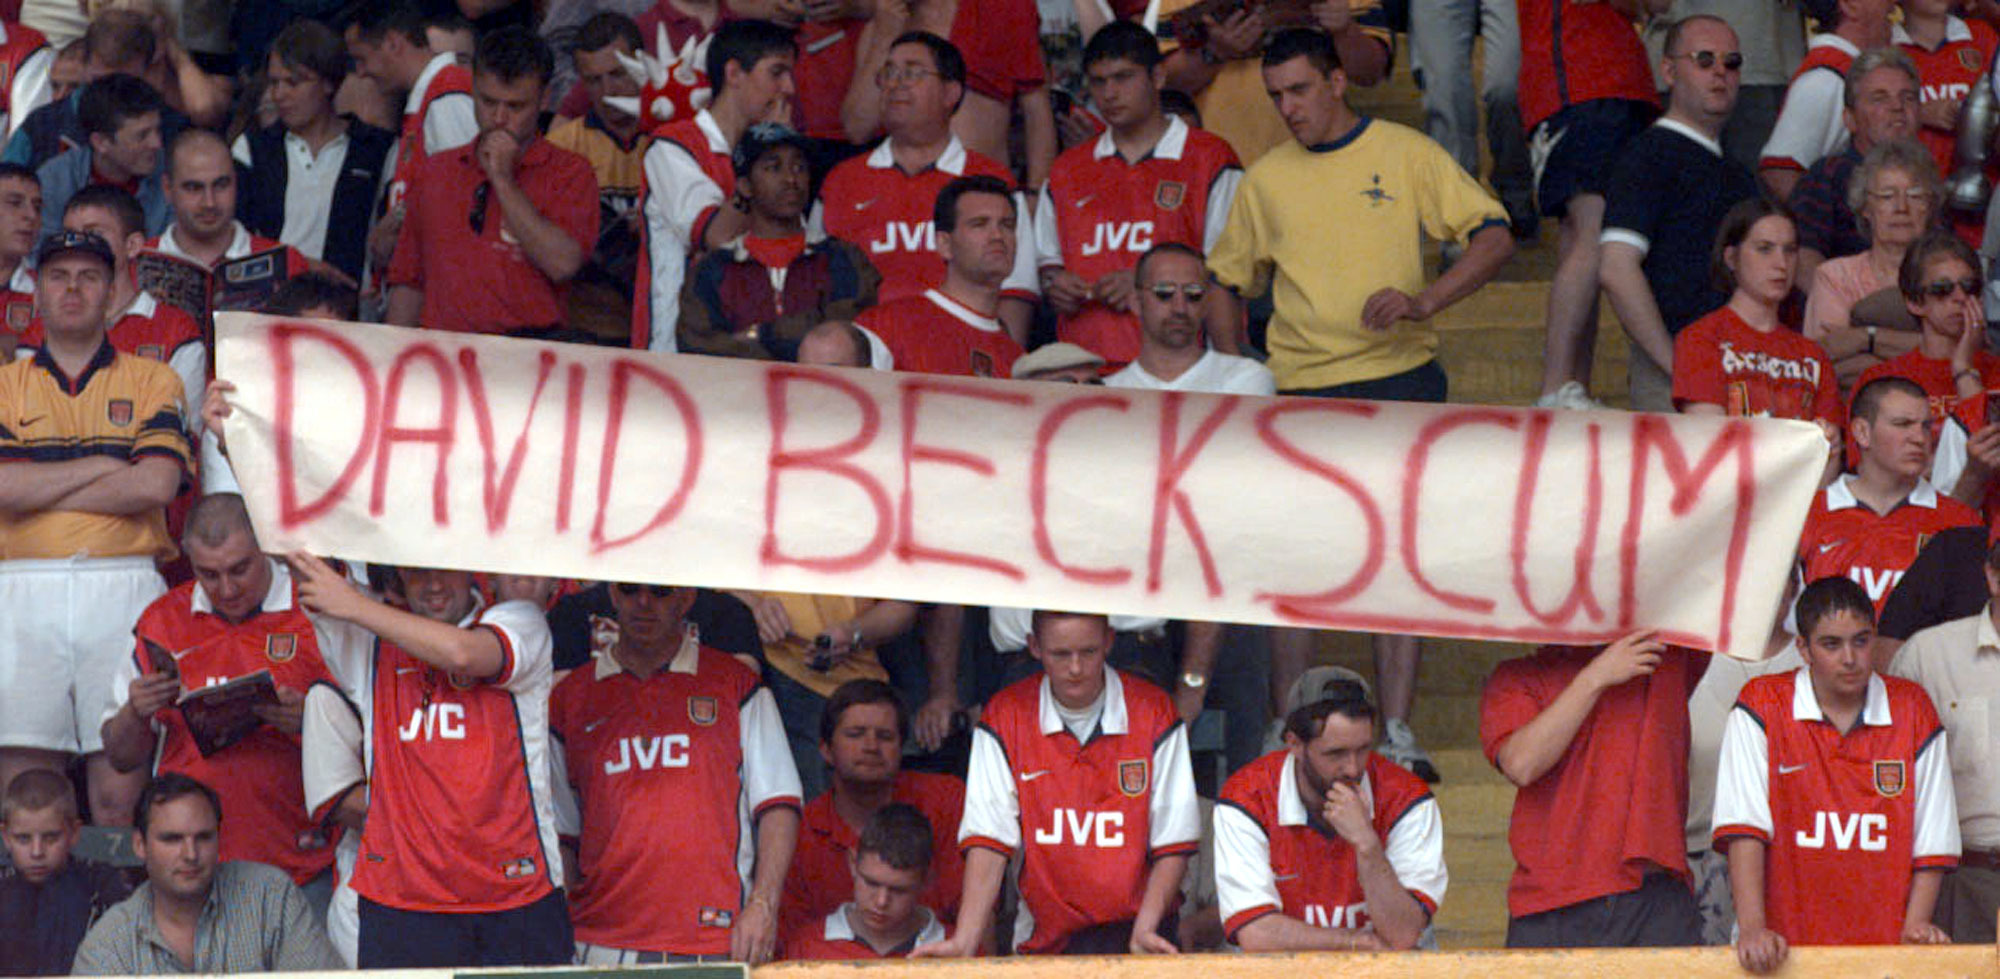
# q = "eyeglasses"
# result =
<box><xmin>612</xmin><ymin>582</ymin><xmax>676</xmax><ymax>597</ymax></box>
<box><xmin>1675</xmin><ymin>50</ymin><xmax>1744</xmax><ymax>71</ymax></box>
<box><xmin>1921</xmin><ymin>277</ymin><xmax>1982</xmax><ymax>299</ymax></box>
<box><xmin>1147</xmin><ymin>282</ymin><xmax>1207</xmax><ymax>303</ymax></box>
<box><xmin>1867</xmin><ymin>187</ymin><xmax>1935</xmax><ymax>206</ymax></box>
<box><xmin>875</xmin><ymin>64</ymin><xmax>940</xmax><ymax>87</ymax></box>
<box><xmin>469</xmin><ymin>182</ymin><xmax>490</xmax><ymax>234</ymax></box>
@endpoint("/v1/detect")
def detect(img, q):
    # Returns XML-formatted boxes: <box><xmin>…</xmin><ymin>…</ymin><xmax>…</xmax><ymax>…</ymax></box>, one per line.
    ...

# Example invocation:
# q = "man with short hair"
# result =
<box><xmin>0</xmin><ymin>162</ymin><xmax>40</xmax><ymax>352</ymax></box>
<box><xmin>1888</xmin><ymin>535</ymin><xmax>2000</xmax><ymax>941</ymax></box>
<box><xmin>1481</xmin><ymin>629</ymin><xmax>1710</xmax><ymax>946</ymax></box>
<box><xmin>232</xmin><ymin>19</ymin><xmax>395</xmax><ymax>286</ymax></box>
<box><xmin>1715</xmin><ymin>576</ymin><xmax>1956</xmax><ymax>972</ymax></box>
<box><xmin>1109</xmin><ymin>243</ymin><xmax>1275</xmax><ymax>396</ymax></box>
<box><xmin>1599</xmin><ymin>15</ymin><xmax>1761</xmax><ymax>411</ymax></box>
<box><xmin>549</xmin><ymin>581</ymin><xmax>800</xmax><ymax>964</ymax></box>
<box><xmin>635</xmin><ymin>18</ymin><xmax>796</xmax><ymax>351</ymax></box>
<box><xmin>35</xmin><ymin>73</ymin><xmax>167</xmax><ymax>239</ymax></box>
<box><xmin>386</xmin><ymin>27</ymin><xmax>598</xmax><ymax>336</ymax></box>
<box><xmin>1760</xmin><ymin>0</ymin><xmax>1898</xmax><ymax>198</ymax></box>
<box><xmin>6</xmin><ymin>11</ymin><xmax>186</xmax><ymax>170</ymax></box>
<box><xmin>814</xmin><ymin>31</ymin><xmax>1037</xmax><ymax>344</ymax></box>
<box><xmin>915</xmin><ymin>611</ymin><xmax>1200</xmax><ymax>957</ymax></box>
<box><xmin>0</xmin><ymin>769</ymin><xmax>133</xmax><ymax>975</ymax></box>
<box><xmin>277</xmin><ymin>553</ymin><xmax>570</xmax><ymax>967</ymax></box>
<box><xmin>98</xmin><ymin>493</ymin><xmax>346</xmax><ymax>904</ymax></box>
<box><xmin>1799</xmin><ymin>376</ymin><xmax>1982</xmax><ymax>612</ymax></box>
<box><xmin>71</xmin><ymin>773</ymin><xmax>341</xmax><ymax>973</ymax></box>
<box><xmin>545</xmin><ymin>12</ymin><xmax>649</xmax><ymax>341</ymax></box>
<box><xmin>854</xmin><ymin>174</ymin><xmax>1024</xmax><ymax>378</ymax></box>
<box><xmin>345</xmin><ymin>0</ymin><xmax>477</xmax><ymax>256</ymax></box>
<box><xmin>0</xmin><ymin>230</ymin><xmax>188</xmax><ymax>825</ymax></box>
<box><xmin>784</xmin><ymin>680</ymin><xmax>965</xmax><ymax>931</ymax></box>
<box><xmin>1791</xmin><ymin>48</ymin><xmax>1922</xmax><ymax>282</ymax></box>
<box><xmin>145</xmin><ymin>129</ymin><xmax>313</xmax><ymax>291</ymax></box>
<box><xmin>782</xmin><ymin>803</ymin><xmax>948</xmax><ymax>959</ymax></box>
<box><xmin>1035</xmin><ymin>21</ymin><xmax>1242</xmax><ymax>364</ymax></box>
<box><xmin>1214</xmin><ymin>680</ymin><xmax>1445</xmax><ymax>951</ymax></box>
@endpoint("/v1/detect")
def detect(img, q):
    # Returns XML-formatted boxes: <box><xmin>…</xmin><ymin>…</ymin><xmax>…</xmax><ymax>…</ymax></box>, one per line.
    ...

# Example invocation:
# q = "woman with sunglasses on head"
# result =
<box><xmin>1672</xmin><ymin>197</ymin><xmax>1843</xmax><ymax>482</ymax></box>
<box><xmin>1802</xmin><ymin>139</ymin><xmax>1942</xmax><ymax>386</ymax></box>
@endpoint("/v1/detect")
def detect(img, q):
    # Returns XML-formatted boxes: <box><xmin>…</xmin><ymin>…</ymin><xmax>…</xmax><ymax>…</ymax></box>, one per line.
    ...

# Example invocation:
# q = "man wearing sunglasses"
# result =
<box><xmin>1480</xmin><ymin>629</ymin><xmax>1711</xmax><ymax>946</ymax></box>
<box><xmin>386</xmin><ymin>27</ymin><xmax>599</xmax><ymax>337</ymax></box>
<box><xmin>1213</xmin><ymin>677</ymin><xmax>1445</xmax><ymax>951</ymax></box>
<box><xmin>546</xmin><ymin>580</ymin><xmax>801</xmax><ymax>965</ymax></box>
<box><xmin>1799</xmin><ymin>375</ymin><xmax>1982</xmax><ymax>613</ymax></box>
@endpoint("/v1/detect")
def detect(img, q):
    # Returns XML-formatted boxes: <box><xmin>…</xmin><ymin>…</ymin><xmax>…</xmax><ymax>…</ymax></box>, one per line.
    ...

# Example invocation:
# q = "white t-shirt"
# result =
<box><xmin>1106</xmin><ymin>349</ymin><xmax>1277</xmax><ymax>395</ymax></box>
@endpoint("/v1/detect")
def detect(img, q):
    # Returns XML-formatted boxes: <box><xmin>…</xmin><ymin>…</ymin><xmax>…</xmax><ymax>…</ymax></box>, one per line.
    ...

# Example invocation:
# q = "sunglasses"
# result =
<box><xmin>469</xmin><ymin>182</ymin><xmax>490</xmax><ymax>234</ymax></box>
<box><xmin>612</xmin><ymin>582</ymin><xmax>676</xmax><ymax>597</ymax></box>
<box><xmin>1921</xmin><ymin>277</ymin><xmax>1982</xmax><ymax>299</ymax></box>
<box><xmin>1148</xmin><ymin>282</ymin><xmax>1207</xmax><ymax>303</ymax></box>
<box><xmin>1676</xmin><ymin>50</ymin><xmax>1743</xmax><ymax>71</ymax></box>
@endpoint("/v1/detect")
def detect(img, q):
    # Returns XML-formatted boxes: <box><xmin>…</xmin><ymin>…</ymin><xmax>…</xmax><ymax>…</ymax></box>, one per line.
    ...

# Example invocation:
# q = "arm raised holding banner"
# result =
<box><xmin>287</xmin><ymin>552</ymin><xmax>508</xmax><ymax>680</ymax></box>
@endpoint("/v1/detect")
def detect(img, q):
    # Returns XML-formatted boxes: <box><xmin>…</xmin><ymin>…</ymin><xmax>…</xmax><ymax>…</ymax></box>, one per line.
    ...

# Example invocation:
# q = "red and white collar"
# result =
<box><xmin>1891</xmin><ymin>16</ymin><xmax>1974</xmax><ymax>49</ymax></box>
<box><xmin>1037</xmin><ymin>666</ymin><xmax>1129</xmax><ymax>736</ymax></box>
<box><xmin>922</xmin><ymin>288</ymin><xmax>1003</xmax><ymax>334</ymax></box>
<box><xmin>866</xmin><ymin>134</ymin><xmax>970</xmax><ymax>175</ymax></box>
<box><xmin>1823</xmin><ymin>472</ymin><xmax>1941</xmax><ymax>512</ymax></box>
<box><xmin>405</xmin><ymin>52</ymin><xmax>462</xmax><ymax>116</ymax></box>
<box><xmin>1275</xmin><ymin>751</ymin><xmax>1374</xmax><ymax>828</ymax></box>
<box><xmin>155</xmin><ymin>222</ymin><xmax>255</xmax><ymax>263</ymax></box>
<box><xmin>1093</xmin><ymin>114</ymin><xmax>1190</xmax><ymax>162</ymax></box>
<box><xmin>1790</xmin><ymin>667</ymin><xmax>1893</xmax><ymax>726</ymax></box>
<box><xmin>191</xmin><ymin>557</ymin><xmax>295</xmax><ymax>616</ymax></box>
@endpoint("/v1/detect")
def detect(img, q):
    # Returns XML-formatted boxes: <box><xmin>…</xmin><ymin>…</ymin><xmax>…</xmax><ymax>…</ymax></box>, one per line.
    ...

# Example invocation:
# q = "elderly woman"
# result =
<box><xmin>1802</xmin><ymin>138</ymin><xmax>1939</xmax><ymax>387</ymax></box>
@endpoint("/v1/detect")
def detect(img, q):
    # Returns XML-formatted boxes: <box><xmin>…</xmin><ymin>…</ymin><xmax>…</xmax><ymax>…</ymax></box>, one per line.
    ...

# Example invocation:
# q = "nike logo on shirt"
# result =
<box><xmin>1779</xmin><ymin>763</ymin><xmax>1807</xmax><ymax>775</ymax></box>
<box><xmin>1019</xmin><ymin>769</ymin><xmax>1051</xmax><ymax>782</ymax></box>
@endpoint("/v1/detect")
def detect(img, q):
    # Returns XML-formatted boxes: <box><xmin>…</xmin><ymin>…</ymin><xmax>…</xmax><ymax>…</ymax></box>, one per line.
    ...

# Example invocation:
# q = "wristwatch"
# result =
<box><xmin>1179</xmin><ymin>671</ymin><xmax>1209</xmax><ymax>690</ymax></box>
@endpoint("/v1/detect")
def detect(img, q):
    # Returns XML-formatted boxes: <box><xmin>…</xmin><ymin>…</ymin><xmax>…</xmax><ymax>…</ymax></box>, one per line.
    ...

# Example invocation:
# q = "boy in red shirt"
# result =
<box><xmin>781</xmin><ymin>803</ymin><xmax>947</xmax><ymax>959</ymax></box>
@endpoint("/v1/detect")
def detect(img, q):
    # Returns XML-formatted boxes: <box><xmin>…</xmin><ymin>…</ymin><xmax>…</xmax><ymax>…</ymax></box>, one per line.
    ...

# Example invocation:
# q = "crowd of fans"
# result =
<box><xmin>7</xmin><ymin>0</ymin><xmax>2000</xmax><ymax>974</ymax></box>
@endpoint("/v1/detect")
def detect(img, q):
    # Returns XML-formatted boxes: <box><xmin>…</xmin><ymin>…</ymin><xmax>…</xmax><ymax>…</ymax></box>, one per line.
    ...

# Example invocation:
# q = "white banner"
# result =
<box><xmin>216</xmin><ymin>314</ymin><xmax>1829</xmax><ymax>660</ymax></box>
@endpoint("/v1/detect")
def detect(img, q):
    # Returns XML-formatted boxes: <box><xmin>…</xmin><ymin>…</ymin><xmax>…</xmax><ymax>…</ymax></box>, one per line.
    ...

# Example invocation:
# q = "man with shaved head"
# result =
<box><xmin>100</xmin><ymin>493</ymin><xmax>352</xmax><ymax>913</ymax></box>
<box><xmin>141</xmin><ymin>128</ymin><xmax>311</xmax><ymax>282</ymax></box>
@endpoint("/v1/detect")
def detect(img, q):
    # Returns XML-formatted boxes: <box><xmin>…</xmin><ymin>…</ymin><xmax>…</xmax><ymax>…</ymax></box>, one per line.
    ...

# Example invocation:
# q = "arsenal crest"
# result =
<box><xmin>1118</xmin><ymin>759</ymin><xmax>1148</xmax><ymax>797</ymax></box>
<box><xmin>448</xmin><ymin>672</ymin><xmax>477</xmax><ymax>690</ymax></box>
<box><xmin>136</xmin><ymin>344</ymin><xmax>164</xmax><ymax>361</ymax></box>
<box><xmin>106</xmin><ymin>399</ymin><xmax>133</xmax><ymax>426</ymax></box>
<box><xmin>970</xmin><ymin>349</ymin><xmax>995</xmax><ymax>378</ymax></box>
<box><xmin>1962</xmin><ymin>48</ymin><xmax>1983</xmax><ymax>71</ymax></box>
<box><xmin>1154</xmin><ymin>180</ymin><xmax>1186</xmax><ymax>210</ymax></box>
<box><xmin>265</xmin><ymin>633</ymin><xmax>297</xmax><ymax>663</ymax></box>
<box><xmin>4</xmin><ymin>301</ymin><xmax>28</xmax><ymax>331</ymax></box>
<box><xmin>1875</xmin><ymin>759</ymin><xmax>1906</xmax><ymax>797</ymax></box>
<box><xmin>689</xmin><ymin>695</ymin><xmax>718</xmax><ymax>725</ymax></box>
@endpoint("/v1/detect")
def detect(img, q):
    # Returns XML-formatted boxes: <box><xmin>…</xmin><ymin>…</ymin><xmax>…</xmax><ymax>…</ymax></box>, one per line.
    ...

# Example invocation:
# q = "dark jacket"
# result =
<box><xmin>678</xmin><ymin>232</ymin><xmax>880</xmax><ymax>360</ymax></box>
<box><xmin>238</xmin><ymin>118</ymin><xmax>396</xmax><ymax>282</ymax></box>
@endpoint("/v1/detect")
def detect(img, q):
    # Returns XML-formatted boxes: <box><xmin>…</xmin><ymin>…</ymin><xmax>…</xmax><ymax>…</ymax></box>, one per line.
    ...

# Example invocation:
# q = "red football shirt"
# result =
<box><xmin>1035</xmin><ymin>118</ymin><xmax>1241</xmax><ymax>364</ymax></box>
<box><xmin>549</xmin><ymin>635</ymin><xmax>801</xmax><ymax>954</ymax></box>
<box><xmin>1213</xmin><ymin>750</ymin><xmax>1445</xmax><ymax>939</ymax></box>
<box><xmin>780</xmin><ymin>904</ymin><xmax>947</xmax><ymax>960</ymax></box>
<box><xmin>1896</xmin><ymin>16</ymin><xmax>1999</xmax><ymax>243</ymax></box>
<box><xmin>0</xmin><ymin>261</ymin><xmax>31</xmax><ymax>343</ymax></box>
<box><xmin>1713</xmin><ymin>669</ymin><xmax>1959</xmax><ymax>945</ymax></box>
<box><xmin>785</xmin><ymin>771</ymin><xmax>965</xmax><ymax>930</ymax></box>
<box><xmin>387</xmin><ymin>138</ymin><xmax>600</xmax><ymax>334</ymax></box>
<box><xmin>1515</xmin><ymin>0</ymin><xmax>1659</xmax><ymax>132</ymax></box>
<box><xmin>1797</xmin><ymin>475</ymin><xmax>1982</xmax><ymax>612</ymax></box>
<box><xmin>792</xmin><ymin>18</ymin><xmax>864</xmax><ymax>141</ymax></box>
<box><xmin>386</xmin><ymin>54</ymin><xmax>474</xmax><ymax>214</ymax></box>
<box><xmin>855</xmin><ymin>289</ymin><xmax>1023</xmax><ymax>378</ymax></box>
<box><xmin>112</xmin><ymin>559</ymin><xmax>337</xmax><ymax>883</ymax></box>
<box><xmin>1672</xmin><ymin>305</ymin><xmax>1844</xmax><ymax>426</ymax></box>
<box><xmin>350</xmin><ymin>600</ymin><xmax>561</xmax><ymax>913</ymax></box>
<box><xmin>948</xmin><ymin>0</ymin><xmax>1045</xmax><ymax>104</ymax></box>
<box><xmin>635</xmin><ymin>110</ymin><xmax>736</xmax><ymax>350</ymax></box>
<box><xmin>958</xmin><ymin>668</ymin><xmax>1201</xmax><ymax>953</ymax></box>
<box><xmin>1480</xmin><ymin>643</ymin><xmax>1710</xmax><ymax>917</ymax></box>
<box><xmin>815</xmin><ymin>136</ymin><xmax>1033</xmax><ymax>305</ymax></box>
<box><xmin>1855</xmin><ymin>347</ymin><xmax>2000</xmax><ymax>425</ymax></box>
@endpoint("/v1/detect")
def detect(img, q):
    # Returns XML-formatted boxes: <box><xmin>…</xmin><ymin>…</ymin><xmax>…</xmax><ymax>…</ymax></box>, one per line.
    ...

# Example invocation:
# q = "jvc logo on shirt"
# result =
<box><xmin>1302</xmin><ymin>902</ymin><xmax>1369</xmax><ymax>929</ymax></box>
<box><xmin>1079</xmin><ymin>221</ymin><xmax>1154</xmax><ymax>257</ymax></box>
<box><xmin>398</xmin><ymin>703</ymin><xmax>467</xmax><ymax>741</ymax></box>
<box><xmin>1794</xmin><ymin>811</ymin><xmax>1889</xmax><ymax>851</ymax></box>
<box><xmin>868</xmin><ymin>221</ymin><xmax>934</xmax><ymax>254</ymax></box>
<box><xmin>1847</xmin><ymin>566</ymin><xmax>1905</xmax><ymax>603</ymax></box>
<box><xmin>1032</xmin><ymin>808</ymin><xmax>1124</xmax><ymax>848</ymax></box>
<box><xmin>603</xmin><ymin>734</ymin><xmax>692</xmax><ymax>773</ymax></box>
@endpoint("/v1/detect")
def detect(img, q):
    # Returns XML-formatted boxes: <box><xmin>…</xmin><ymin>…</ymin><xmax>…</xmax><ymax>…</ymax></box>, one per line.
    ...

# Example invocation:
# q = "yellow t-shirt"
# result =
<box><xmin>760</xmin><ymin>593</ymin><xmax>890</xmax><ymax>697</ymax></box>
<box><xmin>1209</xmin><ymin>117</ymin><xmax>1507</xmax><ymax>391</ymax></box>
<box><xmin>0</xmin><ymin>343</ymin><xmax>191</xmax><ymax>560</ymax></box>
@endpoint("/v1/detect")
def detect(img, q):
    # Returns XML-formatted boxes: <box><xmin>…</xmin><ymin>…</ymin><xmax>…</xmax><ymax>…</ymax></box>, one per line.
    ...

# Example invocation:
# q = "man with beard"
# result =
<box><xmin>1213</xmin><ymin>676</ymin><xmax>1445</xmax><ymax>950</ymax></box>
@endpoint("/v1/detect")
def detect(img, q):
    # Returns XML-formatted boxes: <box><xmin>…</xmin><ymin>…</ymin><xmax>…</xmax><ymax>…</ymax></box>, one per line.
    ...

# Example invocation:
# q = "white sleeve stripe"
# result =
<box><xmin>958</xmin><ymin>726</ymin><xmax>1021</xmax><ymax>851</ymax></box>
<box><xmin>1912</xmin><ymin>726</ymin><xmax>1962</xmax><ymax>861</ymax></box>
<box><xmin>1147</xmin><ymin>721</ymin><xmax>1201</xmax><ymax>849</ymax></box>
<box><xmin>1202</xmin><ymin>168</ymin><xmax>1242</xmax><ymax>256</ymax></box>
<box><xmin>1211</xmin><ymin>799</ymin><xmax>1281</xmax><ymax>925</ymax></box>
<box><xmin>1381</xmin><ymin>796</ymin><xmax>1447</xmax><ymax>913</ymax></box>
<box><xmin>740</xmin><ymin>686</ymin><xmax>805</xmax><ymax>811</ymax></box>
<box><xmin>1599</xmin><ymin>228</ymin><xmax>1651</xmax><ymax>253</ymax></box>
<box><xmin>1711</xmin><ymin>703</ymin><xmax>1774</xmax><ymax>842</ymax></box>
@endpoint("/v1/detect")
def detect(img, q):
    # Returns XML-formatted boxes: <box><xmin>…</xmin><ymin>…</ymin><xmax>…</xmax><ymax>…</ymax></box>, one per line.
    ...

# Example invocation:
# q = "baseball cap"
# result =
<box><xmin>732</xmin><ymin>122</ymin><xmax>812</xmax><ymax>177</ymax></box>
<box><xmin>1010</xmin><ymin>341</ymin><xmax>1106</xmax><ymax>380</ymax></box>
<box><xmin>1282</xmin><ymin>665</ymin><xmax>1374</xmax><ymax>718</ymax></box>
<box><xmin>35</xmin><ymin>230</ymin><xmax>115</xmax><ymax>272</ymax></box>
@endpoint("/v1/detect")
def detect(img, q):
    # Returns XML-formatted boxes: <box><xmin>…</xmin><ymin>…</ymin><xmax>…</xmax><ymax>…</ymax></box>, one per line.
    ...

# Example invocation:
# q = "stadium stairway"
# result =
<box><xmin>1300</xmin><ymin>56</ymin><xmax>1636</xmax><ymax>950</ymax></box>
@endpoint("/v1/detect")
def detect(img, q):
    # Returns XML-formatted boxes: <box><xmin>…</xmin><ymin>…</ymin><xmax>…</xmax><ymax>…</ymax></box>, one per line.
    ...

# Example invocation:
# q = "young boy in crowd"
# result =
<box><xmin>0</xmin><ymin>770</ymin><xmax>134</xmax><ymax>975</ymax></box>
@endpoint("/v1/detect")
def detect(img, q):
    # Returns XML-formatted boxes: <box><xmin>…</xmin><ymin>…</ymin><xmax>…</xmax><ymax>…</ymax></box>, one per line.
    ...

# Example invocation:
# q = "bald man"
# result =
<box><xmin>141</xmin><ymin>129</ymin><xmax>313</xmax><ymax>289</ymax></box>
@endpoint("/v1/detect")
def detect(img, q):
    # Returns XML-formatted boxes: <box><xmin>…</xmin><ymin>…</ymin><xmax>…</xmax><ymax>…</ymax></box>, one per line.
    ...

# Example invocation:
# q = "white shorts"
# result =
<box><xmin>0</xmin><ymin>556</ymin><xmax>164</xmax><ymax>754</ymax></box>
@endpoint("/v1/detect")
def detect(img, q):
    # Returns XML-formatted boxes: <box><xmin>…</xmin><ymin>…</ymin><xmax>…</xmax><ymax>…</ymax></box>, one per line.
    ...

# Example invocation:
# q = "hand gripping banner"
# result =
<box><xmin>216</xmin><ymin>314</ymin><xmax>1829</xmax><ymax>660</ymax></box>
